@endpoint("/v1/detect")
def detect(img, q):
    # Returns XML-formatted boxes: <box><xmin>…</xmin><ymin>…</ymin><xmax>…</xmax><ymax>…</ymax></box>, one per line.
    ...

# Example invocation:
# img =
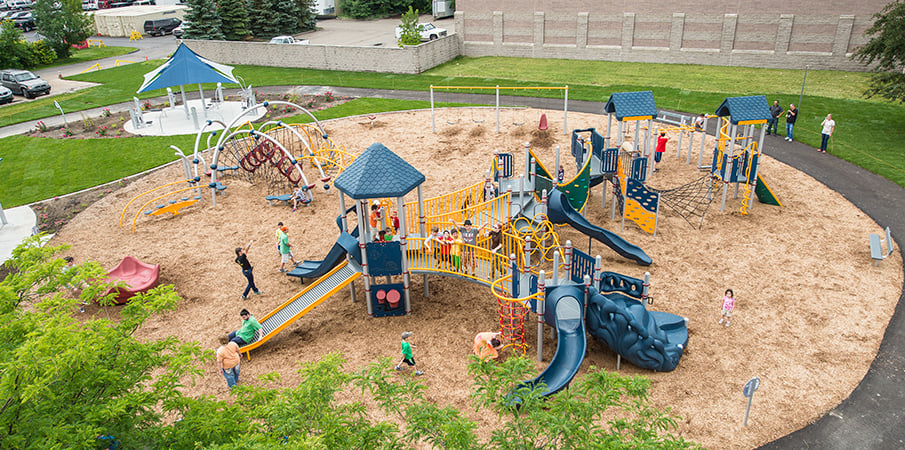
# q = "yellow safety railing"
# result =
<box><xmin>739</xmin><ymin>140</ymin><xmax>759</xmax><ymax>215</ymax></box>
<box><xmin>420</xmin><ymin>193</ymin><xmax>511</xmax><ymax>236</ymax></box>
<box><xmin>403</xmin><ymin>181</ymin><xmax>485</xmax><ymax>234</ymax></box>
<box><xmin>114</xmin><ymin>60</ymin><xmax>137</xmax><ymax>67</ymax></box>
<box><xmin>79</xmin><ymin>63</ymin><xmax>101</xmax><ymax>74</ymax></box>
<box><xmin>129</xmin><ymin>30</ymin><xmax>142</xmax><ymax>41</ymax></box>
<box><xmin>408</xmin><ymin>237</ymin><xmax>514</xmax><ymax>285</ymax></box>
<box><xmin>86</xmin><ymin>39</ymin><xmax>106</xmax><ymax>47</ymax></box>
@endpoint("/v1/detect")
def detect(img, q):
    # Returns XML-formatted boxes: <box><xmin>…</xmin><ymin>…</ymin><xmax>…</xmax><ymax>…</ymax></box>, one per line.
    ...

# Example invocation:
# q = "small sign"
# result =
<box><xmin>743</xmin><ymin>377</ymin><xmax>761</xmax><ymax>398</ymax></box>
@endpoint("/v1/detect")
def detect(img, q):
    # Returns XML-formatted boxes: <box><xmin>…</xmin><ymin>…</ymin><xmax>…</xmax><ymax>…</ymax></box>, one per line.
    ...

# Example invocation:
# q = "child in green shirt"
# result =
<box><xmin>395</xmin><ymin>331</ymin><xmax>423</xmax><ymax>376</ymax></box>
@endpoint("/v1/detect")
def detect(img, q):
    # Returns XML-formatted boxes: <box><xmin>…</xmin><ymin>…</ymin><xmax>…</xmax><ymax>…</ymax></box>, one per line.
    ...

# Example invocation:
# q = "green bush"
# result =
<box><xmin>26</xmin><ymin>40</ymin><xmax>57</xmax><ymax>67</ymax></box>
<box><xmin>341</xmin><ymin>0</ymin><xmax>416</xmax><ymax>19</ymax></box>
<box><xmin>0</xmin><ymin>20</ymin><xmax>30</xmax><ymax>68</ymax></box>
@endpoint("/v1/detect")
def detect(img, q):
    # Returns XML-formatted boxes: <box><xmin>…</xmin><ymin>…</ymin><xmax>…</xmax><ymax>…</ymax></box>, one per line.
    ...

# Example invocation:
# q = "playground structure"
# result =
<box><xmin>429</xmin><ymin>85</ymin><xmax>569</xmax><ymax>134</ymax></box>
<box><xmin>104</xmin><ymin>256</ymin><xmax>160</xmax><ymax>305</ymax></box>
<box><xmin>120</xmin><ymin>100</ymin><xmax>353</xmax><ymax>232</ymax></box>
<box><xmin>235</xmin><ymin>140</ymin><xmax>688</xmax><ymax>401</ymax></box>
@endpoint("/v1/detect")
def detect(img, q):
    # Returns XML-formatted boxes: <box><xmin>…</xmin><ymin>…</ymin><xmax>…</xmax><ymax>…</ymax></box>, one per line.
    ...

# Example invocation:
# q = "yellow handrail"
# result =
<box><xmin>131</xmin><ymin>186</ymin><xmax>201</xmax><ymax>232</ymax></box>
<box><xmin>120</xmin><ymin>180</ymin><xmax>193</xmax><ymax>227</ymax></box>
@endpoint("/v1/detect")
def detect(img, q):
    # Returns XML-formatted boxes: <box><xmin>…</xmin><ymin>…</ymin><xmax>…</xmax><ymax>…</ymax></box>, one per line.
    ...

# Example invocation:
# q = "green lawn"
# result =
<box><xmin>38</xmin><ymin>46</ymin><xmax>138</xmax><ymax>71</ymax></box>
<box><xmin>1</xmin><ymin>56</ymin><xmax>903</xmax><ymax>206</ymax></box>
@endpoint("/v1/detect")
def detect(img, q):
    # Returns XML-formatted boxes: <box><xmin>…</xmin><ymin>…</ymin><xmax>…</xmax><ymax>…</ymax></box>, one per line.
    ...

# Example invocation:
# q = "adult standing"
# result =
<box><xmin>767</xmin><ymin>100</ymin><xmax>783</xmax><ymax>135</ymax></box>
<box><xmin>819</xmin><ymin>114</ymin><xmax>835</xmax><ymax>153</ymax></box>
<box><xmin>229</xmin><ymin>309</ymin><xmax>263</xmax><ymax>346</ymax></box>
<box><xmin>216</xmin><ymin>335</ymin><xmax>242</xmax><ymax>390</ymax></box>
<box><xmin>235</xmin><ymin>242</ymin><xmax>263</xmax><ymax>300</ymax></box>
<box><xmin>783</xmin><ymin>104</ymin><xmax>798</xmax><ymax>141</ymax></box>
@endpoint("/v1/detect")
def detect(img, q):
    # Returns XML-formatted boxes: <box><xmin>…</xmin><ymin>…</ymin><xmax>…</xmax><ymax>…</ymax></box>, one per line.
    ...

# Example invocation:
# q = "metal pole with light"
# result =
<box><xmin>0</xmin><ymin>158</ymin><xmax>7</xmax><ymax>225</ymax></box>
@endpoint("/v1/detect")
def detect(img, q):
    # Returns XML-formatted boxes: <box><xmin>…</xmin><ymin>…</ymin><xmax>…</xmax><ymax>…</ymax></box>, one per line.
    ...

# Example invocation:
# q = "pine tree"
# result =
<box><xmin>219</xmin><ymin>0</ymin><xmax>250</xmax><ymax>41</ymax></box>
<box><xmin>273</xmin><ymin>0</ymin><xmax>302</xmax><ymax>36</ymax></box>
<box><xmin>295</xmin><ymin>0</ymin><xmax>317</xmax><ymax>32</ymax></box>
<box><xmin>183</xmin><ymin>0</ymin><xmax>225</xmax><ymax>40</ymax></box>
<box><xmin>248</xmin><ymin>0</ymin><xmax>280</xmax><ymax>38</ymax></box>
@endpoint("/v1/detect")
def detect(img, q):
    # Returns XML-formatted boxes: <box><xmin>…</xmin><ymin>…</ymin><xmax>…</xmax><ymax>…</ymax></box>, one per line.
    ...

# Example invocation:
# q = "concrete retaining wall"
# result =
<box><xmin>182</xmin><ymin>36</ymin><xmax>460</xmax><ymax>74</ymax></box>
<box><xmin>454</xmin><ymin>10</ymin><xmax>877</xmax><ymax>71</ymax></box>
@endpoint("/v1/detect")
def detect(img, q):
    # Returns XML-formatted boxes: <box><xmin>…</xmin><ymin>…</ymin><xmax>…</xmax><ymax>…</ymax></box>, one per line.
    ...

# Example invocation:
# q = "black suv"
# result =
<box><xmin>0</xmin><ymin>69</ymin><xmax>50</xmax><ymax>98</ymax></box>
<box><xmin>143</xmin><ymin>17</ymin><xmax>181</xmax><ymax>36</ymax></box>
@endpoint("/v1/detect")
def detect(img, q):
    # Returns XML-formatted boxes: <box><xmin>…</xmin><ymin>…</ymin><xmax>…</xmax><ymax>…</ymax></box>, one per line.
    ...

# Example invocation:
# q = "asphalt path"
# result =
<box><xmin>3</xmin><ymin>21</ymin><xmax>904</xmax><ymax>447</ymax></box>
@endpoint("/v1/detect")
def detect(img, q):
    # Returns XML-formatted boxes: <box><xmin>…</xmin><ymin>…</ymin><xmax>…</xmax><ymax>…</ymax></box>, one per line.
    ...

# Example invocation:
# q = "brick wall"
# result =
<box><xmin>182</xmin><ymin>36</ymin><xmax>460</xmax><ymax>74</ymax></box>
<box><xmin>454</xmin><ymin>9</ymin><xmax>880</xmax><ymax>71</ymax></box>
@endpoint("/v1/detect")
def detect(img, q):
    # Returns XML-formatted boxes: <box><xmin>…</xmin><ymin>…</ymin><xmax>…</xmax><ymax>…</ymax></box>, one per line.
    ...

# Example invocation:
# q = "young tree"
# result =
<box><xmin>397</xmin><ymin>6</ymin><xmax>421</xmax><ymax>47</ymax></box>
<box><xmin>183</xmin><ymin>0</ymin><xmax>225</xmax><ymax>40</ymax></box>
<box><xmin>218</xmin><ymin>0</ymin><xmax>250</xmax><ymax>41</ymax></box>
<box><xmin>31</xmin><ymin>0</ymin><xmax>91</xmax><ymax>59</ymax></box>
<box><xmin>853</xmin><ymin>0</ymin><xmax>905</xmax><ymax>102</ymax></box>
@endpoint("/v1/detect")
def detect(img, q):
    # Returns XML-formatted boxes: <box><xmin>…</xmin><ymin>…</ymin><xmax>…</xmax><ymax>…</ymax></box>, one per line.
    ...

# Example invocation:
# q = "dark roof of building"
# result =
<box><xmin>603</xmin><ymin>91</ymin><xmax>657</xmax><ymax>121</ymax></box>
<box><xmin>333</xmin><ymin>142</ymin><xmax>425</xmax><ymax>199</ymax></box>
<box><xmin>714</xmin><ymin>95</ymin><xmax>771</xmax><ymax>124</ymax></box>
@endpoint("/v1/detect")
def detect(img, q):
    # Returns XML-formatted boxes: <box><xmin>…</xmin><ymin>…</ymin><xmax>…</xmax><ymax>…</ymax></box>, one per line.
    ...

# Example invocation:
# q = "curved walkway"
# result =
<box><xmin>1</xmin><ymin>86</ymin><xmax>902</xmax><ymax>448</ymax></box>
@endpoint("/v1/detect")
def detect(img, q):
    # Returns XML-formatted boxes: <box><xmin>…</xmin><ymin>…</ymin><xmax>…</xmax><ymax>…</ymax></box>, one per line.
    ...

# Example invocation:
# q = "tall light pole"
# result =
<box><xmin>0</xmin><ymin>158</ymin><xmax>7</xmax><ymax>226</ymax></box>
<box><xmin>798</xmin><ymin>65</ymin><xmax>809</xmax><ymax>110</ymax></box>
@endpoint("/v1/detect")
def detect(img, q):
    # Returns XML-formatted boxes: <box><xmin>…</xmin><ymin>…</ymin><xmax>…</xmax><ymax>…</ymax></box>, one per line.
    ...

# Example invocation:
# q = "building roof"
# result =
<box><xmin>333</xmin><ymin>143</ymin><xmax>425</xmax><ymax>199</ymax></box>
<box><xmin>603</xmin><ymin>91</ymin><xmax>657</xmax><ymax>121</ymax></box>
<box><xmin>714</xmin><ymin>95</ymin><xmax>771</xmax><ymax>124</ymax></box>
<box><xmin>92</xmin><ymin>4</ymin><xmax>187</xmax><ymax>17</ymax></box>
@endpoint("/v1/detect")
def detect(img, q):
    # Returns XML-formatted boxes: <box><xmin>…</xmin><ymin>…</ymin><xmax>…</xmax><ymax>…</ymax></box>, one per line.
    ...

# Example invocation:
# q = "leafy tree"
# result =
<box><xmin>31</xmin><ymin>0</ymin><xmax>90</xmax><ymax>59</ymax></box>
<box><xmin>183</xmin><ymin>0</ymin><xmax>225</xmax><ymax>40</ymax></box>
<box><xmin>397</xmin><ymin>6</ymin><xmax>421</xmax><ymax>47</ymax></box>
<box><xmin>853</xmin><ymin>0</ymin><xmax>905</xmax><ymax>102</ymax></box>
<box><xmin>0</xmin><ymin>238</ymin><xmax>211</xmax><ymax>448</ymax></box>
<box><xmin>341</xmin><ymin>0</ymin><xmax>415</xmax><ymax>19</ymax></box>
<box><xmin>219</xmin><ymin>0</ymin><xmax>250</xmax><ymax>40</ymax></box>
<box><xmin>0</xmin><ymin>20</ymin><xmax>30</xmax><ymax>68</ymax></box>
<box><xmin>295</xmin><ymin>0</ymin><xmax>317</xmax><ymax>32</ymax></box>
<box><xmin>468</xmin><ymin>356</ymin><xmax>699</xmax><ymax>449</ymax></box>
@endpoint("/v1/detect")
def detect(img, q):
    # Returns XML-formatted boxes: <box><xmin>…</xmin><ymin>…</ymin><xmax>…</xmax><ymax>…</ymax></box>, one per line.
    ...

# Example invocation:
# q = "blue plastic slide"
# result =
<box><xmin>545</xmin><ymin>189</ymin><xmax>652</xmax><ymax>266</ymax></box>
<box><xmin>287</xmin><ymin>231</ymin><xmax>360</xmax><ymax>281</ymax></box>
<box><xmin>510</xmin><ymin>285</ymin><xmax>587</xmax><ymax>400</ymax></box>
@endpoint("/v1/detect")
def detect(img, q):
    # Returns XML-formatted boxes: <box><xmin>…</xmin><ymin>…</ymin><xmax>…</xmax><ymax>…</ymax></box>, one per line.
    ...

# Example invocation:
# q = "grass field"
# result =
<box><xmin>0</xmin><ymin>56</ymin><xmax>903</xmax><ymax>206</ymax></box>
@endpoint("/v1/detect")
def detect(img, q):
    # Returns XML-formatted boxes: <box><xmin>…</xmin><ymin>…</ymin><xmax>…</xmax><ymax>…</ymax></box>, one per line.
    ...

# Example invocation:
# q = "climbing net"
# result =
<box><xmin>648</xmin><ymin>175</ymin><xmax>716</xmax><ymax>230</ymax></box>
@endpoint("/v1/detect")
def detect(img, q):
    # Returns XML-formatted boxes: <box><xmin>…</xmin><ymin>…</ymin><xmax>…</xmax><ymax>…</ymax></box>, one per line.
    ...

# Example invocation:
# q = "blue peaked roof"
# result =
<box><xmin>137</xmin><ymin>43</ymin><xmax>239</xmax><ymax>93</ymax></box>
<box><xmin>604</xmin><ymin>91</ymin><xmax>657</xmax><ymax>121</ymax></box>
<box><xmin>714</xmin><ymin>95</ymin><xmax>771</xmax><ymax>124</ymax></box>
<box><xmin>334</xmin><ymin>143</ymin><xmax>425</xmax><ymax>199</ymax></box>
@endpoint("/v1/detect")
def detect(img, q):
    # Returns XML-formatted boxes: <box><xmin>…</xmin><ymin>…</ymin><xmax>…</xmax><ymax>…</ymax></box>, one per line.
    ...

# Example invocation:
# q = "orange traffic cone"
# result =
<box><xmin>538</xmin><ymin>113</ymin><xmax>548</xmax><ymax>130</ymax></box>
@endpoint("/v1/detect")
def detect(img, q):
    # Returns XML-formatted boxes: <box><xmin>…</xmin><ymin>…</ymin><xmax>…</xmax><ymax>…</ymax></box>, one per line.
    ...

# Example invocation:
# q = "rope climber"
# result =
<box><xmin>647</xmin><ymin>175</ymin><xmax>717</xmax><ymax>230</ymax></box>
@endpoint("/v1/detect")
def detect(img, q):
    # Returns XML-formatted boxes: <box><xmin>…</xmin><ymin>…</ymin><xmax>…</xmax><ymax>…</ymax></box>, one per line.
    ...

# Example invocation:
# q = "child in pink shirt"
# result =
<box><xmin>718</xmin><ymin>289</ymin><xmax>735</xmax><ymax>327</ymax></box>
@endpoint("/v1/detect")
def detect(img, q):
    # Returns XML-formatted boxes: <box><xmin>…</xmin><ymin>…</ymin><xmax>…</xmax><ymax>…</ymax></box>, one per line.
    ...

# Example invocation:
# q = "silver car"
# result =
<box><xmin>0</xmin><ymin>85</ymin><xmax>12</xmax><ymax>104</ymax></box>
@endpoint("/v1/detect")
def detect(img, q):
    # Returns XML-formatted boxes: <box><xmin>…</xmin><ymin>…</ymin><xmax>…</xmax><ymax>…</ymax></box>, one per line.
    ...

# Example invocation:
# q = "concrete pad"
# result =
<box><xmin>123</xmin><ymin>99</ymin><xmax>264</xmax><ymax>137</ymax></box>
<box><xmin>0</xmin><ymin>206</ymin><xmax>38</xmax><ymax>265</ymax></box>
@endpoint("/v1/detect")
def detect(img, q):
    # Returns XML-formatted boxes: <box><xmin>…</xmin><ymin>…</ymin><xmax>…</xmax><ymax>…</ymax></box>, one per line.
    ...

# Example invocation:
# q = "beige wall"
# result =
<box><xmin>182</xmin><ymin>36</ymin><xmax>459</xmax><ymax>74</ymax></box>
<box><xmin>453</xmin><ymin>1</ymin><xmax>887</xmax><ymax>70</ymax></box>
<box><xmin>93</xmin><ymin>5</ymin><xmax>187</xmax><ymax>37</ymax></box>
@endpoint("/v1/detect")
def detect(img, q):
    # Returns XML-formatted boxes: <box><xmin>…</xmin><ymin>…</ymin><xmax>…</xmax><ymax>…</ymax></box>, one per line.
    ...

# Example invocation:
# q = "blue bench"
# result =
<box><xmin>208</xmin><ymin>182</ymin><xmax>228</xmax><ymax>196</ymax></box>
<box><xmin>266</xmin><ymin>194</ymin><xmax>292</xmax><ymax>206</ymax></box>
<box><xmin>870</xmin><ymin>227</ymin><xmax>894</xmax><ymax>266</ymax></box>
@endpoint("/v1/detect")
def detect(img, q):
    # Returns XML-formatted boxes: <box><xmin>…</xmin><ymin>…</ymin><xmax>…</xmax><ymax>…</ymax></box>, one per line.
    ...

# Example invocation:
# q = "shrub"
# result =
<box><xmin>25</xmin><ymin>40</ymin><xmax>57</xmax><ymax>67</ymax></box>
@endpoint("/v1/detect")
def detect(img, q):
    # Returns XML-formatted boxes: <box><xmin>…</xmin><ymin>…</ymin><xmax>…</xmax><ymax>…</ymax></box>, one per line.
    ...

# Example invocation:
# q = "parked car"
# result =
<box><xmin>10</xmin><ymin>10</ymin><xmax>34</xmax><ymax>31</ymax></box>
<box><xmin>143</xmin><ymin>17</ymin><xmax>180</xmax><ymax>36</ymax></box>
<box><xmin>394</xmin><ymin>22</ymin><xmax>447</xmax><ymax>41</ymax></box>
<box><xmin>0</xmin><ymin>69</ymin><xmax>51</xmax><ymax>98</ymax></box>
<box><xmin>269</xmin><ymin>35</ymin><xmax>308</xmax><ymax>45</ymax></box>
<box><xmin>172</xmin><ymin>21</ymin><xmax>189</xmax><ymax>38</ymax></box>
<box><xmin>7</xmin><ymin>0</ymin><xmax>32</xmax><ymax>10</ymax></box>
<box><xmin>0</xmin><ymin>85</ymin><xmax>13</xmax><ymax>105</ymax></box>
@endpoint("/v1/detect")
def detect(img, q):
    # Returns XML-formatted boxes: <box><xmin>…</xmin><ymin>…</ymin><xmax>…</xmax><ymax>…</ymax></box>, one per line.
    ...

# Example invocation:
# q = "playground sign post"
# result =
<box><xmin>53</xmin><ymin>101</ymin><xmax>68</xmax><ymax>128</ymax></box>
<box><xmin>742</xmin><ymin>376</ymin><xmax>761</xmax><ymax>426</ymax></box>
